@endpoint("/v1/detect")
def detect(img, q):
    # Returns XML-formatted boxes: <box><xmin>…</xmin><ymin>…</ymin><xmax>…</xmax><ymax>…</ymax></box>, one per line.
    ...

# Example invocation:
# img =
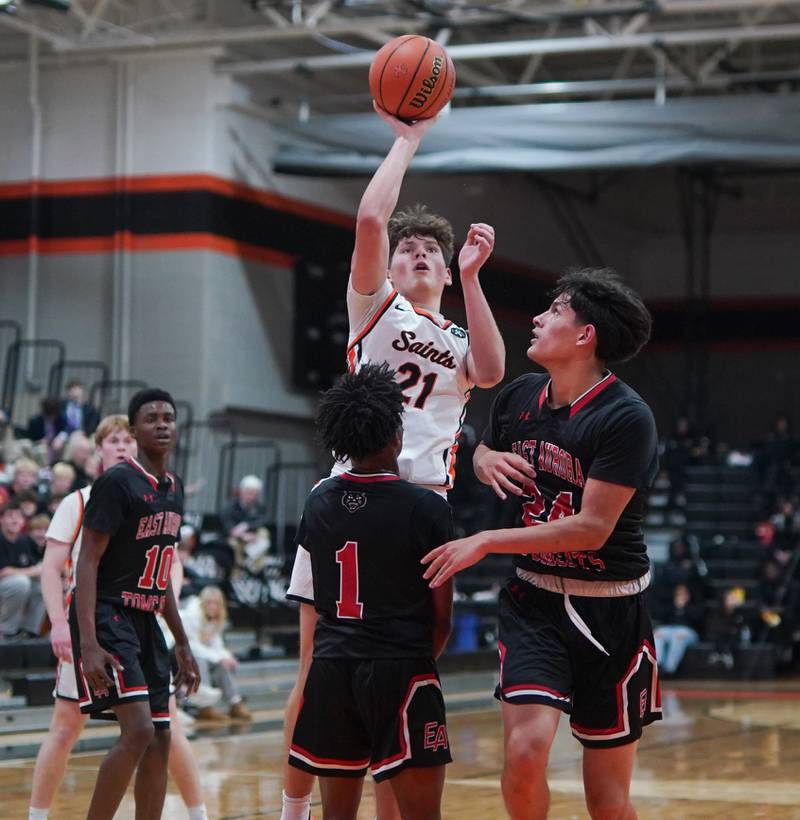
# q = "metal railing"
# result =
<box><xmin>2</xmin><ymin>339</ymin><xmax>66</xmax><ymax>426</ymax></box>
<box><xmin>88</xmin><ymin>379</ymin><xmax>148</xmax><ymax>417</ymax></box>
<box><xmin>48</xmin><ymin>360</ymin><xmax>109</xmax><ymax>398</ymax></box>
<box><xmin>217</xmin><ymin>439</ymin><xmax>281</xmax><ymax>514</ymax></box>
<box><xmin>176</xmin><ymin>419</ymin><xmax>236</xmax><ymax>515</ymax></box>
<box><xmin>0</xmin><ymin>321</ymin><xmax>22</xmax><ymax>413</ymax></box>
<box><xmin>265</xmin><ymin>461</ymin><xmax>321</xmax><ymax>558</ymax></box>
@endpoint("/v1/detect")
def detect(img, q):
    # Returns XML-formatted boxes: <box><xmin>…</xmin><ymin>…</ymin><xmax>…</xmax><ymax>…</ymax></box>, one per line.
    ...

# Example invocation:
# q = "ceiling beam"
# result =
<box><xmin>218</xmin><ymin>23</ymin><xmax>800</xmax><ymax>75</ymax></box>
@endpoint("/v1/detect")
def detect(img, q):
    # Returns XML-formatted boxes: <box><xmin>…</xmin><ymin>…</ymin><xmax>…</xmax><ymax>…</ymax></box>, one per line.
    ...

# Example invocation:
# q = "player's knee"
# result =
<box><xmin>51</xmin><ymin>713</ymin><xmax>85</xmax><ymax>746</ymax></box>
<box><xmin>584</xmin><ymin>783</ymin><xmax>631</xmax><ymax>819</ymax></box>
<box><xmin>121</xmin><ymin>719</ymin><xmax>155</xmax><ymax>751</ymax></box>
<box><xmin>504</xmin><ymin>728</ymin><xmax>550</xmax><ymax>775</ymax></box>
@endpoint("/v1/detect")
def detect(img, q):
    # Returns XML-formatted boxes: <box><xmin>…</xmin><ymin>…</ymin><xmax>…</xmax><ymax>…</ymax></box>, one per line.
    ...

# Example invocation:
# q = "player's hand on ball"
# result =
<box><xmin>458</xmin><ymin>223</ymin><xmax>495</xmax><ymax>280</ymax></box>
<box><xmin>82</xmin><ymin>641</ymin><xmax>122</xmax><ymax>692</ymax></box>
<box><xmin>174</xmin><ymin>642</ymin><xmax>201</xmax><ymax>695</ymax></box>
<box><xmin>476</xmin><ymin>450</ymin><xmax>536</xmax><ymax>500</ymax></box>
<box><xmin>373</xmin><ymin>101</ymin><xmax>439</xmax><ymax>140</ymax></box>
<box><xmin>422</xmin><ymin>533</ymin><xmax>489</xmax><ymax>588</ymax></box>
<box><xmin>50</xmin><ymin>620</ymin><xmax>73</xmax><ymax>663</ymax></box>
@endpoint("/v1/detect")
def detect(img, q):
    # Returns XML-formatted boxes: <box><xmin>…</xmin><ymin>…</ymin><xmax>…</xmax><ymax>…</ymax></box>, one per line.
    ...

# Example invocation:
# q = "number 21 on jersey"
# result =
<box><xmin>336</xmin><ymin>540</ymin><xmax>364</xmax><ymax>619</ymax></box>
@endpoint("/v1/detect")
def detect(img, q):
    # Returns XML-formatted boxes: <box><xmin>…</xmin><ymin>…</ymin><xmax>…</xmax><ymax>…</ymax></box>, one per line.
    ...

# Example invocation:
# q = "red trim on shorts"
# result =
<box><xmin>502</xmin><ymin>683</ymin><xmax>571</xmax><ymax>700</ymax></box>
<box><xmin>151</xmin><ymin>712</ymin><xmax>170</xmax><ymax>718</ymax></box>
<box><xmin>115</xmin><ymin>664</ymin><xmax>149</xmax><ymax>695</ymax></box>
<box><xmin>290</xmin><ymin>745</ymin><xmax>371</xmax><ymax>768</ymax></box>
<box><xmin>570</xmin><ymin>639</ymin><xmax>657</xmax><ymax>736</ymax></box>
<box><xmin>370</xmin><ymin>673</ymin><xmax>438</xmax><ymax>773</ymax></box>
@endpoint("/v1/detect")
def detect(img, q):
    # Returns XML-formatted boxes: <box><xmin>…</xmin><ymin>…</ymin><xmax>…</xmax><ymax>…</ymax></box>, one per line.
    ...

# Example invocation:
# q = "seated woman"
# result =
<box><xmin>183</xmin><ymin>586</ymin><xmax>252</xmax><ymax>721</ymax></box>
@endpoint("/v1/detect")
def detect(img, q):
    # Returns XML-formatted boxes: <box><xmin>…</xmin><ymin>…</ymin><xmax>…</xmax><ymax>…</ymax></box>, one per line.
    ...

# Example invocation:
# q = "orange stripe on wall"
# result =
<box><xmin>0</xmin><ymin>232</ymin><xmax>296</xmax><ymax>268</ymax></box>
<box><xmin>0</xmin><ymin>173</ymin><xmax>355</xmax><ymax>230</ymax></box>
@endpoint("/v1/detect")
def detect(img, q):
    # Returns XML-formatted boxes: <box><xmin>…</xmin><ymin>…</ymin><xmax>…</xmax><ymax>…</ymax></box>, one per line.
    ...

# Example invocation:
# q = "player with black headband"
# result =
<box><xmin>423</xmin><ymin>269</ymin><xmax>661</xmax><ymax>820</ymax></box>
<box><xmin>70</xmin><ymin>388</ymin><xmax>200</xmax><ymax>820</ymax></box>
<box><xmin>288</xmin><ymin>363</ymin><xmax>454</xmax><ymax>820</ymax></box>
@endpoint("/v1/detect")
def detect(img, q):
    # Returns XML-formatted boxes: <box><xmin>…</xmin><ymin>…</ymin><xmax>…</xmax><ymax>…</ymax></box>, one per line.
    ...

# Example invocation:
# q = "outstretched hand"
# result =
<box><xmin>422</xmin><ymin>533</ymin><xmax>489</xmax><ymax>588</ymax></box>
<box><xmin>458</xmin><ymin>223</ymin><xmax>495</xmax><ymax>280</ymax></box>
<box><xmin>373</xmin><ymin>101</ymin><xmax>439</xmax><ymax>140</ymax></box>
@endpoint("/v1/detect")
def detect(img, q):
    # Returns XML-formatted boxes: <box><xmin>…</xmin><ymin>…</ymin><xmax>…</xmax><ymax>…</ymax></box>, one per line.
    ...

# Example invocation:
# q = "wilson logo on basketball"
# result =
<box><xmin>409</xmin><ymin>55</ymin><xmax>443</xmax><ymax>110</ymax></box>
<box><xmin>392</xmin><ymin>64</ymin><xmax>408</xmax><ymax>78</ymax></box>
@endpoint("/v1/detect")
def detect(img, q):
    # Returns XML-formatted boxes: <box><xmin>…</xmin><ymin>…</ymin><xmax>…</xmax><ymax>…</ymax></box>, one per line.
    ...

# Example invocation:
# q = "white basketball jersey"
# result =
<box><xmin>45</xmin><ymin>484</ymin><xmax>90</xmax><ymax>603</ymax></box>
<box><xmin>336</xmin><ymin>279</ymin><xmax>472</xmax><ymax>489</ymax></box>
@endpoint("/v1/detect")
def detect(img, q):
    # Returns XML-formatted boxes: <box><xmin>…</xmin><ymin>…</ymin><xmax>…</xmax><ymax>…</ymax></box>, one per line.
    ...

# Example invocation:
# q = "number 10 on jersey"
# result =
<box><xmin>336</xmin><ymin>541</ymin><xmax>364</xmax><ymax>619</ymax></box>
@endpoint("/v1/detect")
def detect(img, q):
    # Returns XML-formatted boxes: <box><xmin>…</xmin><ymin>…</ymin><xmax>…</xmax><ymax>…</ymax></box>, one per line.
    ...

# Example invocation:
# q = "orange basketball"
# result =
<box><xmin>369</xmin><ymin>35</ymin><xmax>456</xmax><ymax>122</ymax></box>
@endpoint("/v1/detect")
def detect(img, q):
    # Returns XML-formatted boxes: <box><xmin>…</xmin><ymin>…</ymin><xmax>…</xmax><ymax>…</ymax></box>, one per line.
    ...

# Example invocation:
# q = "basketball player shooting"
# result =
<box><xmin>280</xmin><ymin>100</ymin><xmax>506</xmax><ymax>820</ymax></box>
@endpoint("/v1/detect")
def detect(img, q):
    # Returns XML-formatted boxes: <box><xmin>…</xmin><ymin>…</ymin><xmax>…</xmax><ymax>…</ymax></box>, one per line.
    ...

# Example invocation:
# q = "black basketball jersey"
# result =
<box><xmin>82</xmin><ymin>458</ymin><xmax>183</xmax><ymax>612</ymax></box>
<box><xmin>297</xmin><ymin>471</ymin><xmax>454</xmax><ymax>659</ymax></box>
<box><xmin>484</xmin><ymin>372</ymin><xmax>658</xmax><ymax>582</ymax></box>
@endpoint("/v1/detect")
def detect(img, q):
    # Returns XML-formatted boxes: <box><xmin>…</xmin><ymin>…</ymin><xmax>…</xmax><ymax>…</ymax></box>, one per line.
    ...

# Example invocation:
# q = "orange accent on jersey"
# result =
<box><xmin>446</xmin><ymin>439</ymin><xmax>460</xmax><ymax>486</ymax></box>
<box><xmin>411</xmin><ymin>304</ymin><xmax>452</xmax><ymax>330</ymax></box>
<box><xmin>69</xmin><ymin>490</ymin><xmax>85</xmax><ymax>547</ymax></box>
<box><xmin>347</xmin><ymin>290</ymin><xmax>398</xmax><ymax>352</ymax></box>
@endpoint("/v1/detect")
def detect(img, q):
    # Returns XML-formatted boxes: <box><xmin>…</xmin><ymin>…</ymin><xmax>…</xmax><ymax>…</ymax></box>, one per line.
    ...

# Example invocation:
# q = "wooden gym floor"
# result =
<box><xmin>4</xmin><ymin>682</ymin><xmax>800</xmax><ymax>818</ymax></box>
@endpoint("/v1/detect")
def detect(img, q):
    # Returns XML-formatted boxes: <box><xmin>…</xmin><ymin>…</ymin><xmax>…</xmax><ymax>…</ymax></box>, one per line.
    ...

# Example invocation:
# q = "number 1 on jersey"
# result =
<box><xmin>335</xmin><ymin>540</ymin><xmax>364</xmax><ymax>619</ymax></box>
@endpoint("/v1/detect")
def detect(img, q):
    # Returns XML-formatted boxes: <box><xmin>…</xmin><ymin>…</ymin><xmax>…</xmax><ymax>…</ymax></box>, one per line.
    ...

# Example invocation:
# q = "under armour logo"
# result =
<box><xmin>143</xmin><ymin>493</ymin><xmax>155</xmax><ymax>503</ymax></box>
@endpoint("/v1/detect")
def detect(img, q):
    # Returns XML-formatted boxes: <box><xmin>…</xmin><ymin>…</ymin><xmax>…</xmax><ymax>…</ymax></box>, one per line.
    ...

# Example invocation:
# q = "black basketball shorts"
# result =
<box><xmin>289</xmin><ymin>657</ymin><xmax>452</xmax><ymax>781</ymax></box>
<box><xmin>69</xmin><ymin>599</ymin><xmax>171</xmax><ymax>729</ymax></box>
<box><xmin>495</xmin><ymin>578</ymin><xmax>662</xmax><ymax>748</ymax></box>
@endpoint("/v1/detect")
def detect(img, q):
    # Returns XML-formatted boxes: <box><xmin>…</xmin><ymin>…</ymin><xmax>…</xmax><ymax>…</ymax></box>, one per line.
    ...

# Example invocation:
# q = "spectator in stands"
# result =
<box><xmin>705</xmin><ymin>586</ymin><xmax>748</xmax><ymax>670</ymax></box>
<box><xmin>183</xmin><ymin>586</ymin><xmax>252</xmax><ymax>721</ymax></box>
<box><xmin>222</xmin><ymin>474</ymin><xmax>268</xmax><ymax>537</ymax></box>
<box><xmin>26</xmin><ymin>397</ymin><xmax>67</xmax><ymax>456</ymax></box>
<box><xmin>769</xmin><ymin>499</ymin><xmax>800</xmax><ymax>556</ymax></box>
<box><xmin>222</xmin><ymin>474</ymin><xmax>271</xmax><ymax>575</ymax></box>
<box><xmin>756</xmin><ymin>416</ymin><xmax>795</xmax><ymax>511</ymax></box>
<box><xmin>46</xmin><ymin>494</ymin><xmax>66</xmax><ymax>517</ymax></box>
<box><xmin>28</xmin><ymin>513</ymin><xmax>50</xmax><ymax>554</ymax></box>
<box><xmin>15</xmin><ymin>489</ymin><xmax>42</xmax><ymax>521</ymax></box>
<box><xmin>47</xmin><ymin>462</ymin><xmax>76</xmax><ymax>502</ymax></box>
<box><xmin>8</xmin><ymin>458</ymin><xmax>43</xmax><ymax>503</ymax></box>
<box><xmin>177</xmin><ymin>524</ymin><xmax>205</xmax><ymax>599</ymax></box>
<box><xmin>657</xmin><ymin>536</ymin><xmax>705</xmax><ymax>601</ymax></box>
<box><xmin>62</xmin><ymin>430</ymin><xmax>93</xmax><ymax>490</ymax></box>
<box><xmin>60</xmin><ymin>379</ymin><xmax>100</xmax><ymax>436</ymax></box>
<box><xmin>0</xmin><ymin>500</ymin><xmax>45</xmax><ymax>639</ymax></box>
<box><xmin>654</xmin><ymin>583</ymin><xmax>704</xmax><ymax>676</ymax></box>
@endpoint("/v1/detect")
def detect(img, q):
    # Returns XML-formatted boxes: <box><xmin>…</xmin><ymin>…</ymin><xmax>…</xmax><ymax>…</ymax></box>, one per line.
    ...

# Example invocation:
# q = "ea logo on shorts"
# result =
<box><xmin>342</xmin><ymin>491</ymin><xmax>367</xmax><ymax>514</ymax></box>
<box><xmin>423</xmin><ymin>721</ymin><xmax>449</xmax><ymax>751</ymax></box>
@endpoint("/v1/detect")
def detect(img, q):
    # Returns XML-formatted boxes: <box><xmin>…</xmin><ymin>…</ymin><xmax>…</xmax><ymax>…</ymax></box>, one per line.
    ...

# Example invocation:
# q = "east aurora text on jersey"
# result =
<box><xmin>484</xmin><ymin>372</ymin><xmax>659</xmax><ymax>582</ymax></box>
